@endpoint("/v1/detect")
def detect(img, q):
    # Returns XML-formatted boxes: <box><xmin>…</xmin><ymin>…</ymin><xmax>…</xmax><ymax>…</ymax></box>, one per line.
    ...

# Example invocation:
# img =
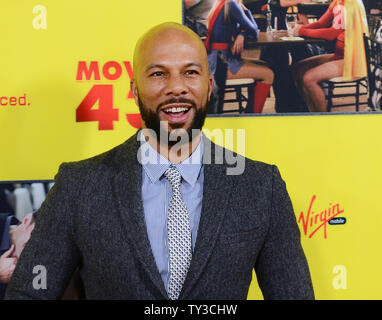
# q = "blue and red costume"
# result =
<box><xmin>205</xmin><ymin>0</ymin><xmax>259</xmax><ymax>75</ymax></box>
<box><xmin>206</xmin><ymin>0</ymin><xmax>273</xmax><ymax>113</ymax></box>
<box><xmin>299</xmin><ymin>0</ymin><xmax>345</xmax><ymax>61</ymax></box>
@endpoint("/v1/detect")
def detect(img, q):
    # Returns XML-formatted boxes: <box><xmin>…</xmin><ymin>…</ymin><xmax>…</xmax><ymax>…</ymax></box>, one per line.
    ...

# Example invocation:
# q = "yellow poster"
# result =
<box><xmin>203</xmin><ymin>115</ymin><xmax>382</xmax><ymax>300</ymax></box>
<box><xmin>1</xmin><ymin>1</ymin><xmax>382</xmax><ymax>300</ymax></box>
<box><xmin>0</xmin><ymin>0</ymin><xmax>181</xmax><ymax>180</ymax></box>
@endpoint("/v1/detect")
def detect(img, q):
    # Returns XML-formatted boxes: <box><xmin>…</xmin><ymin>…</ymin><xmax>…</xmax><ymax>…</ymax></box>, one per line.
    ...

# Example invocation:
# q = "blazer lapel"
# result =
<box><xmin>180</xmin><ymin>138</ymin><xmax>234</xmax><ymax>299</ymax></box>
<box><xmin>112</xmin><ymin>133</ymin><xmax>168</xmax><ymax>299</ymax></box>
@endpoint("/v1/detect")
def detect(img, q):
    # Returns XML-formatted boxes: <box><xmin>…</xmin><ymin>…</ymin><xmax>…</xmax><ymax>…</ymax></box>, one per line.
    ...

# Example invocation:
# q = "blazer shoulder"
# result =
<box><xmin>244</xmin><ymin>156</ymin><xmax>282</xmax><ymax>181</ymax></box>
<box><xmin>224</xmin><ymin>146</ymin><xmax>277</xmax><ymax>177</ymax></box>
<box><xmin>244</xmin><ymin>156</ymin><xmax>275</xmax><ymax>174</ymax></box>
<box><xmin>239</xmin><ymin>156</ymin><xmax>281</xmax><ymax>192</ymax></box>
<box><xmin>204</xmin><ymin>136</ymin><xmax>279</xmax><ymax>182</ymax></box>
<box><xmin>55</xmin><ymin>132</ymin><xmax>138</xmax><ymax>181</ymax></box>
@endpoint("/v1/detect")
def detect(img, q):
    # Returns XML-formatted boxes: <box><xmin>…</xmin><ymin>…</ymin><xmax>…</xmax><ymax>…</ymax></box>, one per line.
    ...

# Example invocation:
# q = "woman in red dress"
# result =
<box><xmin>291</xmin><ymin>0</ymin><xmax>346</xmax><ymax>112</ymax></box>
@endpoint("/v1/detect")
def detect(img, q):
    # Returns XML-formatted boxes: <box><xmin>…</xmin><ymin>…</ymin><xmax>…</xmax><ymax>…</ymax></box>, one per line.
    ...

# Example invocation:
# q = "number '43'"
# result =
<box><xmin>76</xmin><ymin>85</ymin><xmax>118</xmax><ymax>130</ymax></box>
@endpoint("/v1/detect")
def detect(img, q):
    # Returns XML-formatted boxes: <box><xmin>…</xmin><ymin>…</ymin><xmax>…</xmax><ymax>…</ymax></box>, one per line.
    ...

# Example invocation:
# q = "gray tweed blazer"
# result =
<box><xmin>5</xmin><ymin>132</ymin><xmax>314</xmax><ymax>300</ymax></box>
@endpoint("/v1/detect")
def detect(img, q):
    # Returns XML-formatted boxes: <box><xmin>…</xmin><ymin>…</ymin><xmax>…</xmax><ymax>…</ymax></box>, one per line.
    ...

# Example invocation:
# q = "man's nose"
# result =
<box><xmin>164</xmin><ymin>74</ymin><xmax>189</xmax><ymax>96</ymax></box>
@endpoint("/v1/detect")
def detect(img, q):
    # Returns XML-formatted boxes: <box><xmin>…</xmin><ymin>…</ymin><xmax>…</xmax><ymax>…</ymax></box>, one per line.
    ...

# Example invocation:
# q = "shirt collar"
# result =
<box><xmin>140</xmin><ymin>131</ymin><xmax>203</xmax><ymax>187</ymax></box>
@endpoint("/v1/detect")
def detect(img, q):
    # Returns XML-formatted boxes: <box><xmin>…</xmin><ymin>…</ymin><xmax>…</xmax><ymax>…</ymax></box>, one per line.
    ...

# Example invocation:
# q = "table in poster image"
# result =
<box><xmin>241</xmin><ymin>30</ymin><xmax>327</xmax><ymax>114</ymax></box>
<box><xmin>242</xmin><ymin>30</ymin><xmax>325</xmax><ymax>60</ymax></box>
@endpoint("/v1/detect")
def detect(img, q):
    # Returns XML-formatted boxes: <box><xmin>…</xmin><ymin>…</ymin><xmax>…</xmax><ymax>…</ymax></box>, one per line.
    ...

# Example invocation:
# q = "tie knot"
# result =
<box><xmin>164</xmin><ymin>166</ymin><xmax>182</xmax><ymax>187</ymax></box>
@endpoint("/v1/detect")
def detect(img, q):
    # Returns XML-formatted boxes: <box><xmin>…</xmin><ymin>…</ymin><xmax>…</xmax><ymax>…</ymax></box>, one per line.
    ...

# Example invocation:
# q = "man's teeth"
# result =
<box><xmin>163</xmin><ymin>107</ymin><xmax>189</xmax><ymax>114</ymax></box>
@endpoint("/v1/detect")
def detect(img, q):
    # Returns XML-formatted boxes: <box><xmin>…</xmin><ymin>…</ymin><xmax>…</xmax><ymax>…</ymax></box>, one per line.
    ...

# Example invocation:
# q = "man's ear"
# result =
<box><xmin>208</xmin><ymin>75</ymin><xmax>213</xmax><ymax>100</ymax></box>
<box><xmin>130</xmin><ymin>79</ymin><xmax>139</xmax><ymax>106</ymax></box>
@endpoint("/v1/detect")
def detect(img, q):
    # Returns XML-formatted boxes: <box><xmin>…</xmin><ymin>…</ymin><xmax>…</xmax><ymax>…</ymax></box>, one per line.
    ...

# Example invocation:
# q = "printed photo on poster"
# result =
<box><xmin>182</xmin><ymin>0</ymin><xmax>382</xmax><ymax>115</ymax></box>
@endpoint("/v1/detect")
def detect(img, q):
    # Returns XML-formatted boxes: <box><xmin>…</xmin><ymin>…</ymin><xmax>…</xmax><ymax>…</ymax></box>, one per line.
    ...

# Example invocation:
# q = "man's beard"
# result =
<box><xmin>138</xmin><ymin>94</ymin><xmax>208</xmax><ymax>146</ymax></box>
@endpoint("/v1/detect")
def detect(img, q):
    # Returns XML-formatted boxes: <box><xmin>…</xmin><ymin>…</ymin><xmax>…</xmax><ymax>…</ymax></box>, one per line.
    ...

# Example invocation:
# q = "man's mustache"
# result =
<box><xmin>156</xmin><ymin>98</ymin><xmax>197</xmax><ymax>112</ymax></box>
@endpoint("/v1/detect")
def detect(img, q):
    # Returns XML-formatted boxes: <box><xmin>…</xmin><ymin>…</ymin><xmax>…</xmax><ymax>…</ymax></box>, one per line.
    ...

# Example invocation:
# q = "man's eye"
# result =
<box><xmin>185</xmin><ymin>70</ymin><xmax>199</xmax><ymax>75</ymax></box>
<box><xmin>150</xmin><ymin>71</ymin><xmax>164</xmax><ymax>77</ymax></box>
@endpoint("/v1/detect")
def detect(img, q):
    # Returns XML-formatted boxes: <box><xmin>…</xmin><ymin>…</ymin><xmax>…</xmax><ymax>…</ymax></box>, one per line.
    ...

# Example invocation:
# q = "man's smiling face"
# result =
<box><xmin>131</xmin><ymin>24</ymin><xmax>212</xmax><ymax>143</ymax></box>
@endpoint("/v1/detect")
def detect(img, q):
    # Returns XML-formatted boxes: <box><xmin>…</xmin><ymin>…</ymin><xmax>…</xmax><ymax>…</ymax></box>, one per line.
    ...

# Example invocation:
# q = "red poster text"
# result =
<box><xmin>298</xmin><ymin>195</ymin><xmax>345</xmax><ymax>239</ymax></box>
<box><xmin>75</xmin><ymin>61</ymin><xmax>141</xmax><ymax>130</ymax></box>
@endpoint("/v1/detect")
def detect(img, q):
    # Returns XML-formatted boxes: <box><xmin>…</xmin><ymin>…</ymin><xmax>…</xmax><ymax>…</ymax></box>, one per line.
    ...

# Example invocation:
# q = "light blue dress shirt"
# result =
<box><xmin>140</xmin><ymin>135</ymin><xmax>204</xmax><ymax>293</ymax></box>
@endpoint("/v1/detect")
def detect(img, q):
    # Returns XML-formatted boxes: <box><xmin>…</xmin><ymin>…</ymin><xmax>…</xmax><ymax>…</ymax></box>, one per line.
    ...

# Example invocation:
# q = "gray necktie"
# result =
<box><xmin>164</xmin><ymin>166</ymin><xmax>192</xmax><ymax>300</ymax></box>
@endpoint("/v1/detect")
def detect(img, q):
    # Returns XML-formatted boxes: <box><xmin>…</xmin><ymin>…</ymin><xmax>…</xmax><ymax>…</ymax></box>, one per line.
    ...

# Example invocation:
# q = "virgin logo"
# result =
<box><xmin>298</xmin><ymin>195</ymin><xmax>344</xmax><ymax>239</ymax></box>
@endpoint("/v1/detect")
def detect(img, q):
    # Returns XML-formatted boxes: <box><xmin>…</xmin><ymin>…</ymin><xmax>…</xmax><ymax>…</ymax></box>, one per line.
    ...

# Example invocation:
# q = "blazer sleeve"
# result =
<box><xmin>254</xmin><ymin>165</ymin><xmax>315</xmax><ymax>300</ymax></box>
<box><xmin>5</xmin><ymin>163</ymin><xmax>81</xmax><ymax>300</ymax></box>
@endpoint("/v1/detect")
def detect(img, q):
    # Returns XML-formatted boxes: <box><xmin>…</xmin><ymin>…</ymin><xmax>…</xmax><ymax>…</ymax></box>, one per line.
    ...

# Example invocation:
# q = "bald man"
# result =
<box><xmin>5</xmin><ymin>22</ymin><xmax>314</xmax><ymax>300</ymax></box>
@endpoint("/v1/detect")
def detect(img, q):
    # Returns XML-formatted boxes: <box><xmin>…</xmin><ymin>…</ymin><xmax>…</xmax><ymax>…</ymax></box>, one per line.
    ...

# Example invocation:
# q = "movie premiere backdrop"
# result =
<box><xmin>1</xmin><ymin>1</ymin><xmax>382</xmax><ymax>299</ymax></box>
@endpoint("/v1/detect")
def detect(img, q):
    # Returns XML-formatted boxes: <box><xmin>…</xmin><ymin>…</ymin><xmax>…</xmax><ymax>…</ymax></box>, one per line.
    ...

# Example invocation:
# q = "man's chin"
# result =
<box><xmin>161</xmin><ymin>125</ymin><xmax>195</xmax><ymax>146</ymax></box>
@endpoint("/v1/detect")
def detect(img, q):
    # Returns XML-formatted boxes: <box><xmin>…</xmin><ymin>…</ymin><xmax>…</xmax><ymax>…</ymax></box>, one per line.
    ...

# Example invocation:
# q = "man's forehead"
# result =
<box><xmin>141</xmin><ymin>44</ymin><xmax>206</xmax><ymax>72</ymax></box>
<box><xmin>138</xmin><ymin>23</ymin><xmax>201</xmax><ymax>50</ymax></box>
<box><xmin>133</xmin><ymin>23</ymin><xmax>207</xmax><ymax>73</ymax></box>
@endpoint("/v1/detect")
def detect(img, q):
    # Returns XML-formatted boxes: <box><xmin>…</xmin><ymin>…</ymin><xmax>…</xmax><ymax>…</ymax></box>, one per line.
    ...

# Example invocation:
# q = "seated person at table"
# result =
<box><xmin>0</xmin><ymin>213</ymin><xmax>35</xmax><ymax>299</ymax></box>
<box><xmin>291</xmin><ymin>0</ymin><xmax>346</xmax><ymax>112</ymax></box>
<box><xmin>206</xmin><ymin>0</ymin><xmax>274</xmax><ymax>113</ymax></box>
